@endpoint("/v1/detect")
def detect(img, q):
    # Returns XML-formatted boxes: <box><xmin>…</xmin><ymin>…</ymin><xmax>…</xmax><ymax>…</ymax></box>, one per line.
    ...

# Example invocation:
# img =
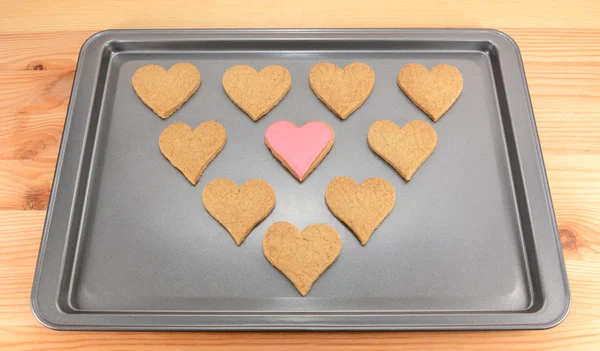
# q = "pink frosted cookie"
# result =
<box><xmin>264</xmin><ymin>120</ymin><xmax>335</xmax><ymax>182</ymax></box>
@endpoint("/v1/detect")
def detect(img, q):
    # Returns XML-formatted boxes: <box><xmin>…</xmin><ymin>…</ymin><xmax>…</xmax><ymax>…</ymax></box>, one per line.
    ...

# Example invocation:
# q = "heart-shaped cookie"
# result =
<box><xmin>132</xmin><ymin>63</ymin><xmax>201</xmax><ymax>119</ymax></box>
<box><xmin>398</xmin><ymin>63</ymin><xmax>463</xmax><ymax>122</ymax></box>
<box><xmin>263</xmin><ymin>222</ymin><xmax>341</xmax><ymax>296</ymax></box>
<box><xmin>368</xmin><ymin>120</ymin><xmax>437</xmax><ymax>181</ymax></box>
<box><xmin>325</xmin><ymin>176</ymin><xmax>395</xmax><ymax>245</ymax></box>
<box><xmin>264</xmin><ymin>120</ymin><xmax>334</xmax><ymax>182</ymax></box>
<box><xmin>309</xmin><ymin>62</ymin><xmax>375</xmax><ymax>119</ymax></box>
<box><xmin>222</xmin><ymin>65</ymin><xmax>292</xmax><ymax>121</ymax></box>
<box><xmin>203</xmin><ymin>178</ymin><xmax>276</xmax><ymax>245</ymax></box>
<box><xmin>159</xmin><ymin>121</ymin><xmax>226</xmax><ymax>185</ymax></box>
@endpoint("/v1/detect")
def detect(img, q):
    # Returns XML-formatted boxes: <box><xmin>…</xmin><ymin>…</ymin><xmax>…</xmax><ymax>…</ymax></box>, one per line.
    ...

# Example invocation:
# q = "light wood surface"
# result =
<box><xmin>1</xmin><ymin>1</ymin><xmax>599</xmax><ymax>350</ymax></box>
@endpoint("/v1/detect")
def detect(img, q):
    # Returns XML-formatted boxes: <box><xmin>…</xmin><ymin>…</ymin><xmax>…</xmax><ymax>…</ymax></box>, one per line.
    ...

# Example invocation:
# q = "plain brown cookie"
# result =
<box><xmin>325</xmin><ymin>176</ymin><xmax>395</xmax><ymax>245</ymax></box>
<box><xmin>202</xmin><ymin>178</ymin><xmax>276</xmax><ymax>245</ymax></box>
<box><xmin>222</xmin><ymin>65</ymin><xmax>292</xmax><ymax>121</ymax></box>
<box><xmin>309</xmin><ymin>62</ymin><xmax>375</xmax><ymax>119</ymax></box>
<box><xmin>368</xmin><ymin>120</ymin><xmax>437</xmax><ymax>181</ymax></box>
<box><xmin>263</xmin><ymin>222</ymin><xmax>341</xmax><ymax>296</ymax></box>
<box><xmin>159</xmin><ymin>121</ymin><xmax>226</xmax><ymax>185</ymax></box>
<box><xmin>132</xmin><ymin>63</ymin><xmax>201</xmax><ymax>119</ymax></box>
<box><xmin>398</xmin><ymin>63</ymin><xmax>463</xmax><ymax>122</ymax></box>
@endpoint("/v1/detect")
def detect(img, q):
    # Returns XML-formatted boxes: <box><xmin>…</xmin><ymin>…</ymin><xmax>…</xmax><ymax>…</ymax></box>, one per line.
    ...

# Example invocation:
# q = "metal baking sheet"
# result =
<box><xmin>31</xmin><ymin>29</ymin><xmax>570</xmax><ymax>330</ymax></box>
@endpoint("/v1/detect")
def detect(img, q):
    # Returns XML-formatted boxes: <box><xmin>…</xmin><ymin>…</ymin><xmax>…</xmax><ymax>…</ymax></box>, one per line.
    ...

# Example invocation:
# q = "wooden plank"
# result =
<box><xmin>0</xmin><ymin>31</ymin><xmax>88</xmax><ymax>71</ymax></box>
<box><xmin>0</xmin><ymin>160</ymin><xmax>54</xmax><ymax>210</ymax></box>
<box><xmin>1</xmin><ymin>0</ymin><xmax>600</xmax><ymax>32</ymax></box>
<box><xmin>0</xmin><ymin>70</ymin><xmax>71</xmax><ymax>162</ymax></box>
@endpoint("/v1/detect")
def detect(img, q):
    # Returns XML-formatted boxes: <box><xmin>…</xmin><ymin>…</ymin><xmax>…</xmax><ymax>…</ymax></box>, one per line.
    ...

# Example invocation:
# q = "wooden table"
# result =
<box><xmin>1</xmin><ymin>1</ymin><xmax>598</xmax><ymax>349</ymax></box>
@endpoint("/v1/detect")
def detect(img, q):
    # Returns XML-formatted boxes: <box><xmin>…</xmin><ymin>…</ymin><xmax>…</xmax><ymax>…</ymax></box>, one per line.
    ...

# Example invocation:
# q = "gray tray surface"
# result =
<box><xmin>31</xmin><ymin>29</ymin><xmax>569</xmax><ymax>330</ymax></box>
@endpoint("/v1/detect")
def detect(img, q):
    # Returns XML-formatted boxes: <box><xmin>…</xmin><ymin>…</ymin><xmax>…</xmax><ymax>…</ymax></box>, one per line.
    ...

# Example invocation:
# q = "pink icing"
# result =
<box><xmin>264</xmin><ymin>120</ymin><xmax>333</xmax><ymax>180</ymax></box>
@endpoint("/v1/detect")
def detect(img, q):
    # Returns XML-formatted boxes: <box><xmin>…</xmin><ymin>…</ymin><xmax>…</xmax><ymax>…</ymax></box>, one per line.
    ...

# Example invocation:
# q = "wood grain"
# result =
<box><xmin>2</xmin><ymin>0</ymin><xmax>600</xmax><ymax>32</ymax></box>
<box><xmin>1</xmin><ymin>0</ymin><xmax>599</xmax><ymax>349</ymax></box>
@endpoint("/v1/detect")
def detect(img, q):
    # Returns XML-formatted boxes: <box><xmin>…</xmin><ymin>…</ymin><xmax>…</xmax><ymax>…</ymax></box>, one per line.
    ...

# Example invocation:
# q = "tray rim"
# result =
<box><xmin>30</xmin><ymin>28</ymin><xmax>570</xmax><ymax>331</ymax></box>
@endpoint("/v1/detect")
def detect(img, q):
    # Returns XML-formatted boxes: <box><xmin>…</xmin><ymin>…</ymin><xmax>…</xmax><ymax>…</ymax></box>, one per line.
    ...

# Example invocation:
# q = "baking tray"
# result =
<box><xmin>31</xmin><ymin>29</ymin><xmax>570</xmax><ymax>330</ymax></box>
